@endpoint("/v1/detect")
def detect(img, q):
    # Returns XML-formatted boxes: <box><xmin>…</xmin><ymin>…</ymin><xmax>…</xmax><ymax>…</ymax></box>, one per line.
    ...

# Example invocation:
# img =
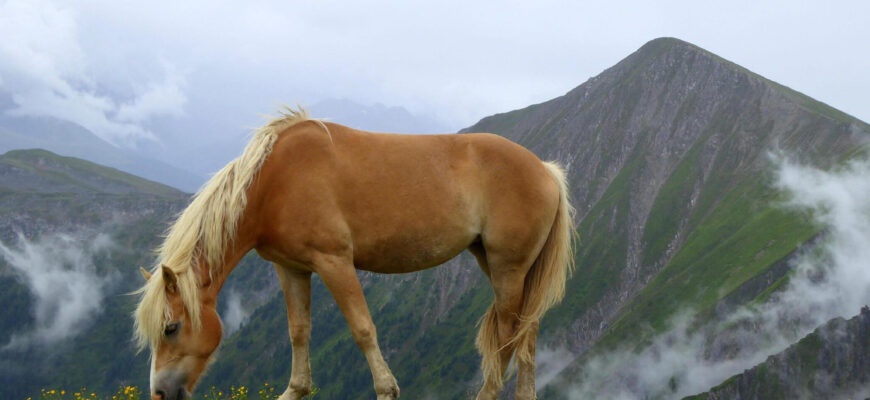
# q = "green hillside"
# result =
<box><xmin>0</xmin><ymin>149</ymin><xmax>276</xmax><ymax>399</ymax></box>
<box><xmin>0</xmin><ymin>149</ymin><xmax>188</xmax><ymax>197</ymax></box>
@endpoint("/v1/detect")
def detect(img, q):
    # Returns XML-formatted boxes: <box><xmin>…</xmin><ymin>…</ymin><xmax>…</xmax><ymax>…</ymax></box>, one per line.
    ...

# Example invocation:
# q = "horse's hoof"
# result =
<box><xmin>376</xmin><ymin>385</ymin><xmax>399</xmax><ymax>400</ymax></box>
<box><xmin>278</xmin><ymin>388</ymin><xmax>309</xmax><ymax>400</ymax></box>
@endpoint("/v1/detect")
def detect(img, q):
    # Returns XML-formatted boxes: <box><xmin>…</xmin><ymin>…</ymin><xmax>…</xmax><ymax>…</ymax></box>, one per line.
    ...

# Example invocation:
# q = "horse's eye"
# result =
<box><xmin>164</xmin><ymin>322</ymin><xmax>180</xmax><ymax>336</ymax></box>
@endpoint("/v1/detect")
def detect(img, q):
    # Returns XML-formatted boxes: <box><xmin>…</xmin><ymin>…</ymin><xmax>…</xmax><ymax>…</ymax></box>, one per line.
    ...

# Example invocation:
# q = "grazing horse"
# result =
<box><xmin>134</xmin><ymin>107</ymin><xmax>574</xmax><ymax>400</ymax></box>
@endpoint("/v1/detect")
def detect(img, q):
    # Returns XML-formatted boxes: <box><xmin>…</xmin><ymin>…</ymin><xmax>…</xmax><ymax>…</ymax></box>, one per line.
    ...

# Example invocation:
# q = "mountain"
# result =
<box><xmin>5</xmin><ymin>36</ymin><xmax>869</xmax><ymax>399</ymax></box>
<box><xmin>467</xmin><ymin>36</ymin><xmax>865</xmax><ymax>343</ymax></box>
<box><xmin>472</xmin><ymin>37</ymin><xmax>869</xmax><ymax>397</ymax></box>
<box><xmin>0</xmin><ymin>115</ymin><xmax>204</xmax><ymax>192</ymax></box>
<box><xmin>0</xmin><ymin>149</ymin><xmax>274</xmax><ymax>399</ymax></box>
<box><xmin>685</xmin><ymin>306</ymin><xmax>870</xmax><ymax>400</ymax></box>
<box><xmin>310</xmin><ymin>98</ymin><xmax>454</xmax><ymax>133</ymax></box>
<box><xmin>203</xmin><ymin>37</ymin><xmax>869</xmax><ymax>399</ymax></box>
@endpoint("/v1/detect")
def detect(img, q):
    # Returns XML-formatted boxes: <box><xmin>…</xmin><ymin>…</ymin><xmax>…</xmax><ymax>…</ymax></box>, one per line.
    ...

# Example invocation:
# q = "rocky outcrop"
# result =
<box><xmin>685</xmin><ymin>306</ymin><xmax>870</xmax><ymax>400</ymax></box>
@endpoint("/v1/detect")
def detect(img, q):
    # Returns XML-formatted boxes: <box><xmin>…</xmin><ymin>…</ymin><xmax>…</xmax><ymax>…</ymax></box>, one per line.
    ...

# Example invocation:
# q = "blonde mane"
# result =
<box><xmin>135</xmin><ymin>105</ymin><xmax>322</xmax><ymax>351</ymax></box>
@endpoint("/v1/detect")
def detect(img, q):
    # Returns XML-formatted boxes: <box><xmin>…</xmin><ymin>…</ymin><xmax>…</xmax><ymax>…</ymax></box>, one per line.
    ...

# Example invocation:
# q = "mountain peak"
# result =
<box><xmin>620</xmin><ymin>37</ymin><xmax>868</xmax><ymax>128</ymax></box>
<box><xmin>637</xmin><ymin>36</ymin><xmax>692</xmax><ymax>51</ymax></box>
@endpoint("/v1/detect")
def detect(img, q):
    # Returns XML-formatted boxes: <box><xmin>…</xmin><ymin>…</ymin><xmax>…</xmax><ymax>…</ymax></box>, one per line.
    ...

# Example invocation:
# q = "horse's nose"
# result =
<box><xmin>152</xmin><ymin>390</ymin><xmax>165</xmax><ymax>400</ymax></box>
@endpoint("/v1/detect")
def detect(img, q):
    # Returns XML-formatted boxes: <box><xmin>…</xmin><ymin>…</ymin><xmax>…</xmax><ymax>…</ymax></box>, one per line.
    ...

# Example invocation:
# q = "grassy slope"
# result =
<box><xmin>0</xmin><ymin>149</ymin><xmax>193</xmax><ymax>397</ymax></box>
<box><xmin>0</xmin><ymin>149</ymin><xmax>186</xmax><ymax>198</ymax></box>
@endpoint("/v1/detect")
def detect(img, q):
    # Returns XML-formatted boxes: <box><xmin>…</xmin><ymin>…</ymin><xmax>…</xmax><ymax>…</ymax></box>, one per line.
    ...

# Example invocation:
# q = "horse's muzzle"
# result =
<box><xmin>152</xmin><ymin>369</ymin><xmax>190</xmax><ymax>400</ymax></box>
<box><xmin>152</xmin><ymin>387</ymin><xmax>189</xmax><ymax>400</ymax></box>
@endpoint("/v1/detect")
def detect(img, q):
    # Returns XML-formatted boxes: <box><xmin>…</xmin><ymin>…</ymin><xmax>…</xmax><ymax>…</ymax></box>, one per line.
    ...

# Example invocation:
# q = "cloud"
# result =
<box><xmin>115</xmin><ymin>62</ymin><xmax>188</xmax><ymax>124</ymax></box>
<box><xmin>0</xmin><ymin>232</ymin><xmax>118</xmax><ymax>349</ymax></box>
<box><xmin>221</xmin><ymin>290</ymin><xmax>250</xmax><ymax>336</ymax></box>
<box><xmin>546</xmin><ymin>155</ymin><xmax>870</xmax><ymax>398</ymax></box>
<box><xmin>0</xmin><ymin>0</ymin><xmax>187</xmax><ymax>146</ymax></box>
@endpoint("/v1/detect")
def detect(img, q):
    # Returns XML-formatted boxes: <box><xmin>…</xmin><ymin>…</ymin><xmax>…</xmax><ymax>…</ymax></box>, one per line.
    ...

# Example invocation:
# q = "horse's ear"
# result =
<box><xmin>139</xmin><ymin>267</ymin><xmax>152</xmax><ymax>281</ymax></box>
<box><xmin>162</xmin><ymin>265</ymin><xmax>178</xmax><ymax>293</ymax></box>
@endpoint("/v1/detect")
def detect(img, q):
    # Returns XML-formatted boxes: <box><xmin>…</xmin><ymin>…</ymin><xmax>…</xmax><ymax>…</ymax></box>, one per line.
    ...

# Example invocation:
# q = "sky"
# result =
<box><xmin>1</xmin><ymin>0</ymin><xmax>868</xmax><ymax>169</ymax></box>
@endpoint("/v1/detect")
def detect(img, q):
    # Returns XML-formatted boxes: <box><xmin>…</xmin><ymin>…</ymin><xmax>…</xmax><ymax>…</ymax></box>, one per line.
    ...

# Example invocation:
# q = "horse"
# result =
<box><xmin>134</xmin><ymin>106</ymin><xmax>575</xmax><ymax>400</ymax></box>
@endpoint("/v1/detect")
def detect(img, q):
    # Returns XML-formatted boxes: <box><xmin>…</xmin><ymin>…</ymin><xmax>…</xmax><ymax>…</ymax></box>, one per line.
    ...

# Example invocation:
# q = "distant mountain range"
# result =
<box><xmin>0</xmin><ymin>116</ymin><xmax>204</xmax><ymax>192</ymax></box>
<box><xmin>311</xmin><ymin>98</ymin><xmax>454</xmax><ymax>134</ymax></box>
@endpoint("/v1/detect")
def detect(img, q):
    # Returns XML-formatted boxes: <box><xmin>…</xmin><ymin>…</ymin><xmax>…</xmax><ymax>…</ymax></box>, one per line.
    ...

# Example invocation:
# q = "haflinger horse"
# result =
<box><xmin>134</xmin><ymin>106</ymin><xmax>575</xmax><ymax>400</ymax></box>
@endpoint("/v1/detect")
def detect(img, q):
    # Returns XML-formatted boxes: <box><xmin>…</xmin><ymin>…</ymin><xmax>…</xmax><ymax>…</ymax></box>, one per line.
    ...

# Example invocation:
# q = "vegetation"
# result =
<box><xmin>27</xmin><ymin>383</ymin><xmax>321</xmax><ymax>400</ymax></box>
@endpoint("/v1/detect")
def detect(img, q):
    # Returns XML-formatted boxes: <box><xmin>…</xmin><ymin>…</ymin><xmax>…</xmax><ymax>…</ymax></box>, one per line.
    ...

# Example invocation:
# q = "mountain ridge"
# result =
<box><xmin>0</xmin><ymin>148</ymin><xmax>187</xmax><ymax>198</ymax></box>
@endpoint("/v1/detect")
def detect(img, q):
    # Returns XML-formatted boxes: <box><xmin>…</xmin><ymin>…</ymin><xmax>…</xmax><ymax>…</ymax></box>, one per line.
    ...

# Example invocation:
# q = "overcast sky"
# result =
<box><xmin>1</xmin><ymin>0</ymin><xmax>868</xmax><ymax>156</ymax></box>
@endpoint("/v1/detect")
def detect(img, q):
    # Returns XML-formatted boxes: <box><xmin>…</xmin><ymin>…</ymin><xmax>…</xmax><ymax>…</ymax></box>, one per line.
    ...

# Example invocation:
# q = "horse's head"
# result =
<box><xmin>137</xmin><ymin>266</ymin><xmax>222</xmax><ymax>400</ymax></box>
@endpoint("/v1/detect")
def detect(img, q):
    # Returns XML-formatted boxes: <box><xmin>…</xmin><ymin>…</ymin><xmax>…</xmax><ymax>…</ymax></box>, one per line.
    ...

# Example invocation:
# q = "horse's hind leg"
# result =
<box><xmin>274</xmin><ymin>264</ymin><xmax>313</xmax><ymax>400</ymax></box>
<box><xmin>315</xmin><ymin>253</ymin><xmax>400</xmax><ymax>400</ymax></box>
<box><xmin>475</xmin><ymin>266</ymin><xmax>528</xmax><ymax>400</ymax></box>
<box><xmin>515</xmin><ymin>322</ymin><xmax>538</xmax><ymax>400</ymax></box>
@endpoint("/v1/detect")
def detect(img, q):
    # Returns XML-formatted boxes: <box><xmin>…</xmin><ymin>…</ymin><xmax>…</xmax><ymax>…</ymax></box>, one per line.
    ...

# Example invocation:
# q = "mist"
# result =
<box><xmin>221</xmin><ymin>290</ymin><xmax>250</xmax><ymax>336</ymax></box>
<box><xmin>0</xmin><ymin>232</ymin><xmax>117</xmax><ymax>349</ymax></box>
<box><xmin>541</xmin><ymin>155</ymin><xmax>870</xmax><ymax>398</ymax></box>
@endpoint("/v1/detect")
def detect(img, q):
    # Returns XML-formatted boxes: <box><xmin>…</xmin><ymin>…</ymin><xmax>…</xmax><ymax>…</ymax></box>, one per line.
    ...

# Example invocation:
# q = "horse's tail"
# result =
<box><xmin>514</xmin><ymin>160</ymin><xmax>575</xmax><ymax>361</ymax></box>
<box><xmin>476</xmin><ymin>161</ymin><xmax>575</xmax><ymax>388</ymax></box>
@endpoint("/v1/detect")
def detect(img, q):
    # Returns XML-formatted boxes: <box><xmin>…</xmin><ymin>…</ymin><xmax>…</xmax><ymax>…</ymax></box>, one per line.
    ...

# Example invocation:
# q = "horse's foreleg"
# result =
<box><xmin>275</xmin><ymin>265</ymin><xmax>313</xmax><ymax>400</ymax></box>
<box><xmin>316</xmin><ymin>254</ymin><xmax>400</xmax><ymax>400</ymax></box>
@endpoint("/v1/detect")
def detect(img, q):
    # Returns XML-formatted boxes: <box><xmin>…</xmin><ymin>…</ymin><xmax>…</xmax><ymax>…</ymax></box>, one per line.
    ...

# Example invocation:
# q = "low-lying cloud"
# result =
<box><xmin>0</xmin><ymin>232</ymin><xmax>117</xmax><ymax>349</ymax></box>
<box><xmin>541</xmin><ymin>155</ymin><xmax>870</xmax><ymax>398</ymax></box>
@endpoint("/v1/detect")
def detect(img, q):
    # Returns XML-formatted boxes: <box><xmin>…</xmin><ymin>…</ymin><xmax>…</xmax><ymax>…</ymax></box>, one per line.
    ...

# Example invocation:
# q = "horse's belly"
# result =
<box><xmin>353</xmin><ymin>227</ymin><xmax>476</xmax><ymax>273</ymax></box>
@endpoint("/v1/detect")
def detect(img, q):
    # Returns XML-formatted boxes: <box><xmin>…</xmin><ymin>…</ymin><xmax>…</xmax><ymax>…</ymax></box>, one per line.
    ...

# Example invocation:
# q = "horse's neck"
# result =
<box><xmin>201</xmin><ymin>241</ymin><xmax>254</xmax><ymax>296</ymax></box>
<box><xmin>203</xmin><ymin>190</ymin><xmax>260</xmax><ymax>296</ymax></box>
